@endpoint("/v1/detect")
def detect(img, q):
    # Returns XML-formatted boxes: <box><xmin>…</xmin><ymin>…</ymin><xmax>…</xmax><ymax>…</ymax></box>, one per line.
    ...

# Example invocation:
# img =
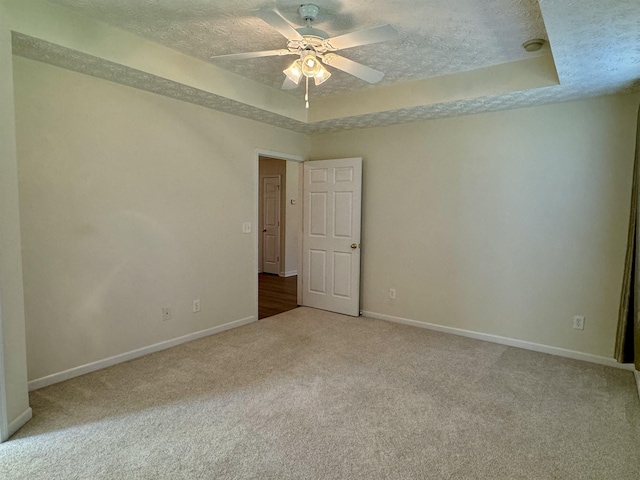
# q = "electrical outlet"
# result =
<box><xmin>162</xmin><ymin>307</ymin><xmax>172</xmax><ymax>321</ymax></box>
<box><xmin>573</xmin><ymin>315</ymin><xmax>585</xmax><ymax>330</ymax></box>
<box><xmin>389</xmin><ymin>288</ymin><xmax>396</xmax><ymax>300</ymax></box>
<box><xmin>193</xmin><ymin>299</ymin><xmax>201</xmax><ymax>313</ymax></box>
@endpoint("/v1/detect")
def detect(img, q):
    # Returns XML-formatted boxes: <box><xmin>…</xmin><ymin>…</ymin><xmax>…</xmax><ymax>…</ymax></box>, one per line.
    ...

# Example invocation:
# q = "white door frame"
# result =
<box><xmin>254</xmin><ymin>149</ymin><xmax>305</xmax><ymax>321</ymax></box>
<box><xmin>0</xmin><ymin>318</ymin><xmax>7</xmax><ymax>442</ymax></box>
<box><xmin>0</xmin><ymin>24</ymin><xmax>30</xmax><ymax>443</ymax></box>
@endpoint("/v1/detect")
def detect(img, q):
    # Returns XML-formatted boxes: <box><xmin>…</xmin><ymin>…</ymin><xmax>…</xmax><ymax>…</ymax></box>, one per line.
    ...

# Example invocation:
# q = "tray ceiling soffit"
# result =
<box><xmin>7</xmin><ymin>0</ymin><xmax>640</xmax><ymax>134</ymax></box>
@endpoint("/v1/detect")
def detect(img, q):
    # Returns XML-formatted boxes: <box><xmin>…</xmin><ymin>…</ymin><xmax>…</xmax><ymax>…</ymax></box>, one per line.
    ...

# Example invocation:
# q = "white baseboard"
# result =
<box><xmin>361</xmin><ymin>311</ymin><xmax>635</xmax><ymax>371</ymax></box>
<box><xmin>8</xmin><ymin>407</ymin><xmax>32</xmax><ymax>439</ymax></box>
<box><xmin>28</xmin><ymin>315</ymin><xmax>256</xmax><ymax>391</ymax></box>
<box><xmin>635</xmin><ymin>370</ymin><xmax>640</xmax><ymax>401</ymax></box>
<box><xmin>284</xmin><ymin>270</ymin><xmax>298</xmax><ymax>277</ymax></box>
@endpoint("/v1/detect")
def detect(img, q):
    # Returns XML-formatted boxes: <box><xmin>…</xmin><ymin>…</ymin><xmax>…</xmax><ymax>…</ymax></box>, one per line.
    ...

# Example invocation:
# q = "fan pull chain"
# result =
<box><xmin>305</xmin><ymin>76</ymin><xmax>309</xmax><ymax>109</ymax></box>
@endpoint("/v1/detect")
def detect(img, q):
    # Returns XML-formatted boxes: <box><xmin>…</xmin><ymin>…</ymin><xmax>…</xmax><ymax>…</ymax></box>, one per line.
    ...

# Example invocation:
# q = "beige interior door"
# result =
<box><xmin>301</xmin><ymin>158</ymin><xmax>362</xmax><ymax>316</ymax></box>
<box><xmin>262</xmin><ymin>175</ymin><xmax>281</xmax><ymax>274</ymax></box>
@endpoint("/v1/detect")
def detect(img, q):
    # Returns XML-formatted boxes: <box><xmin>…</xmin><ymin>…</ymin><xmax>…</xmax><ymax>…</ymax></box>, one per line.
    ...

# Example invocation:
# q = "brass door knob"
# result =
<box><xmin>351</xmin><ymin>243</ymin><xmax>358</xmax><ymax>249</ymax></box>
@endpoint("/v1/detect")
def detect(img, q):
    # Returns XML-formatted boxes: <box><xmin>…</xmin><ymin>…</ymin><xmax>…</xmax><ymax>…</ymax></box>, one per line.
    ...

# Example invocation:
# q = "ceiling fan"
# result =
<box><xmin>211</xmin><ymin>4</ymin><xmax>398</xmax><ymax>108</ymax></box>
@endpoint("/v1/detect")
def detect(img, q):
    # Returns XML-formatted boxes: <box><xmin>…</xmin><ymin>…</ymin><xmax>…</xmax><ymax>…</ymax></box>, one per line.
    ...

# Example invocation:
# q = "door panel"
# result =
<box><xmin>309</xmin><ymin>250</ymin><xmax>327</xmax><ymax>293</ymax></box>
<box><xmin>309</xmin><ymin>192</ymin><xmax>327</xmax><ymax>236</ymax></box>
<box><xmin>302</xmin><ymin>158</ymin><xmax>362</xmax><ymax>316</ymax></box>
<box><xmin>264</xmin><ymin>233</ymin><xmax>277</xmax><ymax>265</ymax></box>
<box><xmin>334</xmin><ymin>192</ymin><xmax>353</xmax><ymax>238</ymax></box>
<box><xmin>333</xmin><ymin>252</ymin><xmax>352</xmax><ymax>298</ymax></box>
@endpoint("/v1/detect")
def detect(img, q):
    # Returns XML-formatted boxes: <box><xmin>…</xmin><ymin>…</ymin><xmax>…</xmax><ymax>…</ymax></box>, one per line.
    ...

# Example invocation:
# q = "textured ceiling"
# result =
<box><xmin>48</xmin><ymin>0</ymin><xmax>549</xmax><ymax>97</ymax></box>
<box><xmin>11</xmin><ymin>0</ymin><xmax>640</xmax><ymax>133</ymax></box>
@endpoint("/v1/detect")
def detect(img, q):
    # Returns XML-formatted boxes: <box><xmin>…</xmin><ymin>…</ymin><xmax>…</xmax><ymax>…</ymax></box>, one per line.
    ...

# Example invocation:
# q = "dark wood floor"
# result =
<box><xmin>258</xmin><ymin>273</ymin><xmax>298</xmax><ymax>319</ymax></box>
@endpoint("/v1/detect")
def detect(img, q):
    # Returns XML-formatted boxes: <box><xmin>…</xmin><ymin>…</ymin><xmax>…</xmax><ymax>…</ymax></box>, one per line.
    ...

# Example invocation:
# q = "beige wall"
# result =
<box><xmin>13</xmin><ymin>57</ymin><xmax>308</xmax><ymax>381</ymax></box>
<box><xmin>11</xmin><ymin>53</ymin><xmax>640</xmax><ymax>384</ymax></box>
<box><xmin>311</xmin><ymin>94</ymin><xmax>640</xmax><ymax>358</ymax></box>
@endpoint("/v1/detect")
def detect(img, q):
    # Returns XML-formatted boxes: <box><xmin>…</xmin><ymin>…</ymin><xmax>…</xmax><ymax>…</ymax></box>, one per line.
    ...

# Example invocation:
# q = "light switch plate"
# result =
<box><xmin>242</xmin><ymin>222</ymin><xmax>251</xmax><ymax>233</ymax></box>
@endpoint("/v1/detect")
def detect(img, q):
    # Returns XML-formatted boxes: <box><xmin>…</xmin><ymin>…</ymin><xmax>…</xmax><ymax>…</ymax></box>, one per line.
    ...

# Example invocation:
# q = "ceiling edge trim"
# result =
<box><xmin>11</xmin><ymin>33</ymin><xmax>311</xmax><ymax>134</ymax></box>
<box><xmin>1</xmin><ymin>0</ymin><xmax>307</xmax><ymax>123</ymax></box>
<box><xmin>309</xmin><ymin>55</ymin><xmax>560</xmax><ymax>122</ymax></box>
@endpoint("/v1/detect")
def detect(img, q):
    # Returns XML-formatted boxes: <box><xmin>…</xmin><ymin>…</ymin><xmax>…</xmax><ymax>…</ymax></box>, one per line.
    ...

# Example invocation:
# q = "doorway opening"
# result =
<box><xmin>258</xmin><ymin>156</ymin><xmax>300</xmax><ymax>319</ymax></box>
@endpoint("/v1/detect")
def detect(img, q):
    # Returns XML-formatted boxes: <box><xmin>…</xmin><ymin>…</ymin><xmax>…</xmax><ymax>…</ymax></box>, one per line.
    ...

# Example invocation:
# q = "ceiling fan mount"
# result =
<box><xmin>290</xmin><ymin>4</ymin><xmax>330</xmax><ymax>43</ymax></box>
<box><xmin>298</xmin><ymin>4</ymin><xmax>320</xmax><ymax>23</ymax></box>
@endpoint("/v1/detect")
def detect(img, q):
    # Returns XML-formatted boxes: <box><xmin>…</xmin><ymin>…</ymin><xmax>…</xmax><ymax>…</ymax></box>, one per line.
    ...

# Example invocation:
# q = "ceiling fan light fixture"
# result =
<box><xmin>301</xmin><ymin>51</ymin><xmax>321</xmax><ymax>77</ymax></box>
<box><xmin>283</xmin><ymin>59</ymin><xmax>303</xmax><ymax>84</ymax></box>
<box><xmin>314</xmin><ymin>64</ymin><xmax>331</xmax><ymax>85</ymax></box>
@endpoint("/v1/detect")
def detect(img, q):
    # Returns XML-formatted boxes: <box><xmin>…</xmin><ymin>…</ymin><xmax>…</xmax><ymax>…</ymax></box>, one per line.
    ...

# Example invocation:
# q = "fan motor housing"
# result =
<box><xmin>296</xmin><ymin>26</ymin><xmax>329</xmax><ymax>40</ymax></box>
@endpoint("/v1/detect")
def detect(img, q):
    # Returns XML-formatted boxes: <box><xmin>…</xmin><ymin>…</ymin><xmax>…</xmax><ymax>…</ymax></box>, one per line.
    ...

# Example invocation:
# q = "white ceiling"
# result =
<box><xmin>12</xmin><ymin>0</ymin><xmax>640</xmax><ymax>133</ymax></box>
<box><xmin>46</xmin><ymin>0</ymin><xmax>550</xmax><ymax>98</ymax></box>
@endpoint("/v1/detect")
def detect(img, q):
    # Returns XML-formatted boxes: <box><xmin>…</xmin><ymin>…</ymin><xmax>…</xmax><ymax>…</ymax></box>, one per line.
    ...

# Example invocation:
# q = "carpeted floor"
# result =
<box><xmin>1</xmin><ymin>307</ymin><xmax>639</xmax><ymax>479</ymax></box>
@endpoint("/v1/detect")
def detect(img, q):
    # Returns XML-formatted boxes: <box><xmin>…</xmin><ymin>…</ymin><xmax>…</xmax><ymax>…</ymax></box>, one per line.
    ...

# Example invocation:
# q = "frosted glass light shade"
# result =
<box><xmin>314</xmin><ymin>65</ymin><xmax>331</xmax><ymax>85</ymax></box>
<box><xmin>283</xmin><ymin>60</ymin><xmax>303</xmax><ymax>84</ymax></box>
<box><xmin>301</xmin><ymin>52</ymin><xmax>321</xmax><ymax>77</ymax></box>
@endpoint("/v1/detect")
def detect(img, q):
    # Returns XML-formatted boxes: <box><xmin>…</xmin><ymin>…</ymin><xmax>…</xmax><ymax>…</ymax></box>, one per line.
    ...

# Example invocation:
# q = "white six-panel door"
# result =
<box><xmin>302</xmin><ymin>158</ymin><xmax>362</xmax><ymax>316</ymax></box>
<box><xmin>262</xmin><ymin>175</ymin><xmax>281</xmax><ymax>274</ymax></box>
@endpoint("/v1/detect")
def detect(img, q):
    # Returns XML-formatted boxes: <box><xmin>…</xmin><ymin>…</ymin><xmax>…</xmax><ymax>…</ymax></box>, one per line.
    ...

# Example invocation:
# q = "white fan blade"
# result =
<box><xmin>322</xmin><ymin>54</ymin><xmax>385</xmax><ymax>83</ymax></box>
<box><xmin>326</xmin><ymin>24</ymin><xmax>398</xmax><ymax>50</ymax></box>
<box><xmin>211</xmin><ymin>49</ymin><xmax>293</xmax><ymax>60</ymax></box>
<box><xmin>281</xmin><ymin>77</ymin><xmax>300</xmax><ymax>90</ymax></box>
<box><xmin>256</xmin><ymin>8</ymin><xmax>305</xmax><ymax>41</ymax></box>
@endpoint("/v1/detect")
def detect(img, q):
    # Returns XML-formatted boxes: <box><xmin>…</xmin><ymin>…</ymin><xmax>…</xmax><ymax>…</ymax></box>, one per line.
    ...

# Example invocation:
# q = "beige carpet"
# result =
<box><xmin>1</xmin><ymin>307</ymin><xmax>639</xmax><ymax>479</ymax></box>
